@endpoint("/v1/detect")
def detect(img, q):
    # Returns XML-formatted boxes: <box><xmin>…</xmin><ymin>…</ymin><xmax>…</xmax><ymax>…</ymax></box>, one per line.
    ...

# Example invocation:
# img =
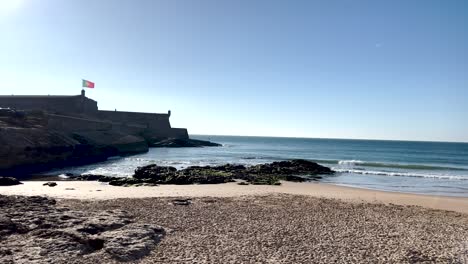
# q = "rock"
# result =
<box><xmin>101</xmin><ymin>224</ymin><xmax>165</xmax><ymax>261</ymax></box>
<box><xmin>134</xmin><ymin>164</ymin><xmax>177</xmax><ymax>180</ymax></box>
<box><xmin>108</xmin><ymin>178</ymin><xmax>144</xmax><ymax>186</ymax></box>
<box><xmin>72</xmin><ymin>160</ymin><xmax>334</xmax><ymax>187</ymax></box>
<box><xmin>68</xmin><ymin>174</ymin><xmax>116</xmax><ymax>183</ymax></box>
<box><xmin>133</xmin><ymin>164</ymin><xmax>233</xmax><ymax>185</ymax></box>
<box><xmin>0</xmin><ymin>177</ymin><xmax>22</xmax><ymax>186</ymax></box>
<box><xmin>0</xmin><ymin>216</ymin><xmax>28</xmax><ymax>236</ymax></box>
<box><xmin>150</xmin><ymin>138</ymin><xmax>221</xmax><ymax>148</ymax></box>
<box><xmin>129</xmin><ymin>160</ymin><xmax>333</xmax><ymax>186</ymax></box>
<box><xmin>0</xmin><ymin>110</ymin><xmax>148</xmax><ymax>176</ymax></box>
<box><xmin>172</xmin><ymin>199</ymin><xmax>192</xmax><ymax>206</ymax></box>
<box><xmin>0</xmin><ymin>195</ymin><xmax>165</xmax><ymax>263</ymax></box>
<box><xmin>43</xmin><ymin>182</ymin><xmax>57</xmax><ymax>187</ymax></box>
<box><xmin>246</xmin><ymin>159</ymin><xmax>334</xmax><ymax>177</ymax></box>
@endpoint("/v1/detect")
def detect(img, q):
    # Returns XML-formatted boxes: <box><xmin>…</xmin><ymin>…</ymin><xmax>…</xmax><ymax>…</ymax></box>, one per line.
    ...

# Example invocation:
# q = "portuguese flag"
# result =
<box><xmin>82</xmin><ymin>79</ymin><xmax>95</xmax><ymax>88</ymax></box>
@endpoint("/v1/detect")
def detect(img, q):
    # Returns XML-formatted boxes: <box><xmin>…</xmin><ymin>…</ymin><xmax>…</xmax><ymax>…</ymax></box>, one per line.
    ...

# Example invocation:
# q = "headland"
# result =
<box><xmin>0</xmin><ymin>90</ymin><xmax>219</xmax><ymax>176</ymax></box>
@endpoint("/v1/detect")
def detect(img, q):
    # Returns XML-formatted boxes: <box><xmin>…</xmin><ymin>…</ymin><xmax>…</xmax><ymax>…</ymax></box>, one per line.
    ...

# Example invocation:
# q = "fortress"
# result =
<box><xmin>0</xmin><ymin>90</ymin><xmax>219</xmax><ymax>175</ymax></box>
<box><xmin>0</xmin><ymin>90</ymin><xmax>189</xmax><ymax>141</ymax></box>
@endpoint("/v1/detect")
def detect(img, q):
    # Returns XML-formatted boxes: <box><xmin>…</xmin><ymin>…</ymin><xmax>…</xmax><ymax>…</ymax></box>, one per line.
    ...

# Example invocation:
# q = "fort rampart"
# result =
<box><xmin>0</xmin><ymin>91</ymin><xmax>188</xmax><ymax>140</ymax></box>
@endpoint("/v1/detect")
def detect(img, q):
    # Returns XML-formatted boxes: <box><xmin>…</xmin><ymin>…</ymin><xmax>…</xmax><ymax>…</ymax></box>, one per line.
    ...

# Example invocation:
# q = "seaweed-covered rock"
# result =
<box><xmin>133</xmin><ymin>164</ymin><xmax>233</xmax><ymax>185</ymax></box>
<box><xmin>129</xmin><ymin>160</ymin><xmax>333</xmax><ymax>186</ymax></box>
<box><xmin>134</xmin><ymin>164</ymin><xmax>177</xmax><ymax>180</ymax></box>
<box><xmin>247</xmin><ymin>159</ymin><xmax>334</xmax><ymax>176</ymax></box>
<box><xmin>69</xmin><ymin>160</ymin><xmax>334</xmax><ymax>187</ymax></box>
<box><xmin>70</xmin><ymin>174</ymin><xmax>114</xmax><ymax>182</ymax></box>
<box><xmin>108</xmin><ymin>178</ymin><xmax>145</xmax><ymax>186</ymax></box>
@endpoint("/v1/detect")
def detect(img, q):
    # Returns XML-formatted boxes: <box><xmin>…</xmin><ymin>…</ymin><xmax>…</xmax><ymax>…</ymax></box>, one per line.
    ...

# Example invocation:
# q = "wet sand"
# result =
<box><xmin>1</xmin><ymin>181</ymin><xmax>468</xmax><ymax>214</ymax></box>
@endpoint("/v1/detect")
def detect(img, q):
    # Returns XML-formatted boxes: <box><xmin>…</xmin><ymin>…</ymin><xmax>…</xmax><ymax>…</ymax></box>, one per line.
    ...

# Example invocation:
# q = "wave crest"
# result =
<box><xmin>334</xmin><ymin>169</ymin><xmax>468</xmax><ymax>180</ymax></box>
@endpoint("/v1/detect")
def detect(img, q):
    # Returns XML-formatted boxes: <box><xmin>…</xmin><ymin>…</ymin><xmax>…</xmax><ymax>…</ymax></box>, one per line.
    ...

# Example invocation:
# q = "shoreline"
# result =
<box><xmin>2</xmin><ymin>181</ymin><xmax>468</xmax><ymax>214</ymax></box>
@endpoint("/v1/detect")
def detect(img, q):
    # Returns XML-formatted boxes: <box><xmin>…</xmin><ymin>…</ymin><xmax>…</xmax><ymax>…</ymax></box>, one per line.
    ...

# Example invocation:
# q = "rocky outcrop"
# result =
<box><xmin>0</xmin><ymin>177</ymin><xmax>22</xmax><ymax>186</ymax></box>
<box><xmin>0</xmin><ymin>195</ymin><xmax>165</xmax><ymax>263</ymax></box>
<box><xmin>96</xmin><ymin>159</ymin><xmax>334</xmax><ymax>186</ymax></box>
<box><xmin>149</xmin><ymin>138</ymin><xmax>222</xmax><ymax>148</ymax></box>
<box><xmin>0</xmin><ymin>109</ymin><xmax>220</xmax><ymax>177</ymax></box>
<box><xmin>0</xmin><ymin>109</ymin><xmax>148</xmax><ymax>176</ymax></box>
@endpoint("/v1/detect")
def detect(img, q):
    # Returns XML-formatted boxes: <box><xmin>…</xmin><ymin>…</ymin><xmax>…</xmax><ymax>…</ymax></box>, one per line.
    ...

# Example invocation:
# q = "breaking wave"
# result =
<box><xmin>334</xmin><ymin>169</ymin><xmax>468</xmax><ymax>180</ymax></box>
<box><xmin>311</xmin><ymin>159</ymin><xmax>467</xmax><ymax>171</ymax></box>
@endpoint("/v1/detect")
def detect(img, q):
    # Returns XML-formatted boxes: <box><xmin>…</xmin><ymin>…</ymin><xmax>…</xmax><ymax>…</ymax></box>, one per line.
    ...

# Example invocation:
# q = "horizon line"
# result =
<box><xmin>190</xmin><ymin>134</ymin><xmax>468</xmax><ymax>144</ymax></box>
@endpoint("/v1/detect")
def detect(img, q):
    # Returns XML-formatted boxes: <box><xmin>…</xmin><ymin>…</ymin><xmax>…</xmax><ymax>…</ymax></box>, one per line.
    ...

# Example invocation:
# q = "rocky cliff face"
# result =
<box><xmin>0</xmin><ymin>109</ymin><xmax>148</xmax><ymax>176</ymax></box>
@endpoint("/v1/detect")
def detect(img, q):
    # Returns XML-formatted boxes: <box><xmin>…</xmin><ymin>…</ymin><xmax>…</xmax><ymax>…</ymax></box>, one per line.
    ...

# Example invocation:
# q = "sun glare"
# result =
<box><xmin>0</xmin><ymin>0</ymin><xmax>23</xmax><ymax>13</ymax></box>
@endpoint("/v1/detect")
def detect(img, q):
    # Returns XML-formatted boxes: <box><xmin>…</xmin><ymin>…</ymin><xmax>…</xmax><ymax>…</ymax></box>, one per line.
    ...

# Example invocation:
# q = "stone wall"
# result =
<box><xmin>97</xmin><ymin>110</ymin><xmax>170</xmax><ymax>128</ymax></box>
<box><xmin>98</xmin><ymin>110</ymin><xmax>188</xmax><ymax>139</ymax></box>
<box><xmin>47</xmin><ymin>114</ymin><xmax>113</xmax><ymax>133</ymax></box>
<box><xmin>0</xmin><ymin>95</ymin><xmax>98</xmax><ymax>115</ymax></box>
<box><xmin>0</xmin><ymin>94</ymin><xmax>189</xmax><ymax>140</ymax></box>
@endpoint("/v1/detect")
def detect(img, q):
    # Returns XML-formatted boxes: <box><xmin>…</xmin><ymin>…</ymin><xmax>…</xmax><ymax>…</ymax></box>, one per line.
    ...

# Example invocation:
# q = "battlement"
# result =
<box><xmin>0</xmin><ymin>92</ymin><xmax>189</xmax><ymax>140</ymax></box>
<box><xmin>0</xmin><ymin>94</ymin><xmax>98</xmax><ymax>115</ymax></box>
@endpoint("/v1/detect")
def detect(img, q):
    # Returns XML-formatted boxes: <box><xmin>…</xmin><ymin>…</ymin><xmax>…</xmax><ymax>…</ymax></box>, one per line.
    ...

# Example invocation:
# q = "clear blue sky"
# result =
<box><xmin>1</xmin><ymin>0</ymin><xmax>467</xmax><ymax>142</ymax></box>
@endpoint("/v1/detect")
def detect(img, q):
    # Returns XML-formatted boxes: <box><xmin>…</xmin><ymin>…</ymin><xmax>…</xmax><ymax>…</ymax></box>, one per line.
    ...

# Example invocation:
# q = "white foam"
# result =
<box><xmin>338</xmin><ymin>160</ymin><xmax>364</xmax><ymax>165</ymax></box>
<box><xmin>334</xmin><ymin>169</ymin><xmax>468</xmax><ymax>180</ymax></box>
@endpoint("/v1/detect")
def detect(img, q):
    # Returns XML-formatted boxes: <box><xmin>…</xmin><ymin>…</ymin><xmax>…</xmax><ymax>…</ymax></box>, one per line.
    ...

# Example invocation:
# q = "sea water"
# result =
<box><xmin>48</xmin><ymin>135</ymin><xmax>468</xmax><ymax>197</ymax></box>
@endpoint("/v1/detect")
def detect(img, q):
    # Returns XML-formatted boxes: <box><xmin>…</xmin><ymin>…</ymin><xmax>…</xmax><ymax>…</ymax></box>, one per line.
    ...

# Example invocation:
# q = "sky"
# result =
<box><xmin>0</xmin><ymin>0</ymin><xmax>467</xmax><ymax>142</ymax></box>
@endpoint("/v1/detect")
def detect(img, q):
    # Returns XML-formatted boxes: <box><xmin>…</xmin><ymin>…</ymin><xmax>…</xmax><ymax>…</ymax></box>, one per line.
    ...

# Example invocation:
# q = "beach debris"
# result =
<box><xmin>172</xmin><ymin>199</ymin><xmax>192</xmax><ymax>206</ymax></box>
<box><xmin>0</xmin><ymin>195</ymin><xmax>165</xmax><ymax>263</ymax></box>
<box><xmin>43</xmin><ymin>182</ymin><xmax>57</xmax><ymax>187</ymax></box>
<box><xmin>0</xmin><ymin>177</ymin><xmax>22</xmax><ymax>186</ymax></box>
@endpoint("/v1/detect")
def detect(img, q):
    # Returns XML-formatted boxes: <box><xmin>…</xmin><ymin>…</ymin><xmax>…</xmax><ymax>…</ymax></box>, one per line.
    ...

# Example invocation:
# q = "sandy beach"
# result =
<box><xmin>2</xmin><ymin>182</ymin><xmax>468</xmax><ymax>263</ymax></box>
<box><xmin>1</xmin><ymin>181</ymin><xmax>468</xmax><ymax>214</ymax></box>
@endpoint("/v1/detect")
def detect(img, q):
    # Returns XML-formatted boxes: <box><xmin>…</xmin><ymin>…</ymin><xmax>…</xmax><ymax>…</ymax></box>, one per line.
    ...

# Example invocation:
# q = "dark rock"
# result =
<box><xmin>74</xmin><ymin>160</ymin><xmax>334</xmax><ymax>187</ymax></box>
<box><xmin>129</xmin><ymin>160</ymin><xmax>333</xmax><ymax>186</ymax></box>
<box><xmin>0</xmin><ymin>177</ymin><xmax>22</xmax><ymax>186</ymax></box>
<box><xmin>0</xmin><ymin>216</ymin><xmax>28</xmax><ymax>236</ymax></box>
<box><xmin>134</xmin><ymin>164</ymin><xmax>177</xmax><ymax>180</ymax></box>
<box><xmin>108</xmin><ymin>178</ymin><xmax>144</xmax><ymax>186</ymax></box>
<box><xmin>72</xmin><ymin>174</ymin><xmax>107</xmax><ymax>181</ymax></box>
<box><xmin>43</xmin><ymin>182</ymin><xmax>57</xmax><ymax>187</ymax></box>
<box><xmin>172</xmin><ymin>199</ymin><xmax>192</xmax><ymax>206</ymax></box>
<box><xmin>150</xmin><ymin>138</ymin><xmax>222</xmax><ymax>148</ymax></box>
<box><xmin>0</xmin><ymin>110</ymin><xmax>149</xmax><ymax>177</ymax></box>
<box><xmin>247</xmin><ymin>159</ymin><xmax>334</xmax><ymax>177</ymax></box>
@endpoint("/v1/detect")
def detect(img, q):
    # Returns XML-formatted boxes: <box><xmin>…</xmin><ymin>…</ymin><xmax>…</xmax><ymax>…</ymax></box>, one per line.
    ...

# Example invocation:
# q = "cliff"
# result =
<box><xmin>0</xmin><ymin>109</ymin><xmax>219</xmax><ymax>176</ymax></box>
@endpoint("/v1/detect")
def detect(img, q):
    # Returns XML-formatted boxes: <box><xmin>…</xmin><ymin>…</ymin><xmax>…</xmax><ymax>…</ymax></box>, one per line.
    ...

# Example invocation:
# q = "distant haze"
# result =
<box><xmin>1</xmin><ymin>0</ymin><xmax>467</xmax><ymax>142</ymax></box>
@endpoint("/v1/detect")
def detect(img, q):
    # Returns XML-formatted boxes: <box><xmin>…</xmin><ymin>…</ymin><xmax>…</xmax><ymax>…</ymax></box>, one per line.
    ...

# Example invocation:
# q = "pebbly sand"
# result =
<box><xmin>63</xmin><ymin>194</ymin><xmax>468</xmax><ymax>263</ymax></box>
<box><xmin>2</xmin><ymin>182</ymin><xmax>468</xmax><ymax>263</ymax></box>
<box><xmin>1</xmin><ymin>181</ymin><xmax>468</xmax><ymax>214</ymax></box>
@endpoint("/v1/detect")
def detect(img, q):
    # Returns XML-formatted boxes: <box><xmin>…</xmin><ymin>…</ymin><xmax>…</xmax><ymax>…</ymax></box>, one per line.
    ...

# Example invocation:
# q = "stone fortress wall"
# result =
<box><xmin>0</xmin><ymin>91</ymin><xmax>188</xmax><ymax>140</ymax></box>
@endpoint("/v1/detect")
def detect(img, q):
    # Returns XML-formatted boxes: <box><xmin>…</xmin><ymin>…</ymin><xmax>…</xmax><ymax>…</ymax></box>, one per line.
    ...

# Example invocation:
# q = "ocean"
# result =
<box><xmin>48</xmin><ymin>135</ymin><xmax>468</xmax><ymax>197</ymax></box>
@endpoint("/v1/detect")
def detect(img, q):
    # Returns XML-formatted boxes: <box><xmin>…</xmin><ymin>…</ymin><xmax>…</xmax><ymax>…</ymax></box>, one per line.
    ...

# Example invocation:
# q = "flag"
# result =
<box><xmin>82</xmin><ymin>79</ymin><xmax>95</xmax><ymax>88</ymax></box>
